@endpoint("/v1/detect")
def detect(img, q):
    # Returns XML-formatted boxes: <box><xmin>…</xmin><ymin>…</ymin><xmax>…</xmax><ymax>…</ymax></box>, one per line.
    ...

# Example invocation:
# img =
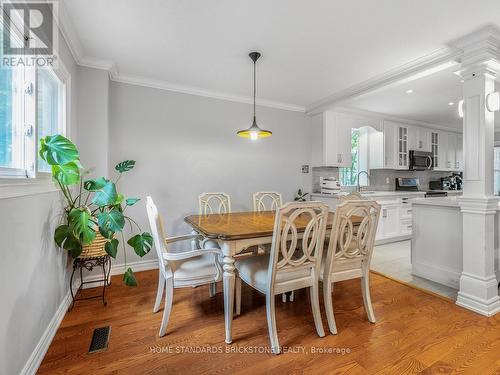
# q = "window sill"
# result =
<box><xmin>0</xmin><ymin>179</ymin><xmax>60</xmax><ymax>199</ymax></box>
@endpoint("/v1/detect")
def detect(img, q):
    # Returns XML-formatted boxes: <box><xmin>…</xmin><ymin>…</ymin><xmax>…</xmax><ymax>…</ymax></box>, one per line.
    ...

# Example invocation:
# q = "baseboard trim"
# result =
<box><xmin>411</xmin><ymin>261</ymin><xmax>460</xmax><ymax>289</ymax></box>
<box><xmin>81</xmin><ymin>259</ymin><xmax>158</xmax><ymax>289</ymax></box>
<box><xmin>20</xmin><ymin>289</ymin><xmax>73</xmax><ymax>375</ymax></box>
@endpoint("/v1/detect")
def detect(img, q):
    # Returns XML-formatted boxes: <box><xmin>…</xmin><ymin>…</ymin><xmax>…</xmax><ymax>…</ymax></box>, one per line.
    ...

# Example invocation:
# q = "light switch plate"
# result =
<box><xmin>301</xmin><ymin>165</ymin><xmax>310</xmax><ymax>174</ymax></box>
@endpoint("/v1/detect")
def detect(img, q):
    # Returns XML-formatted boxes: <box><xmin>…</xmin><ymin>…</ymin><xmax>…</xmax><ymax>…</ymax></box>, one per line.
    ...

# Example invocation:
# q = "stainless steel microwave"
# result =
<box><xmin>409</xmin><ymin>150</ymin><xmax>433</xmax><ymax>171</ymax></box>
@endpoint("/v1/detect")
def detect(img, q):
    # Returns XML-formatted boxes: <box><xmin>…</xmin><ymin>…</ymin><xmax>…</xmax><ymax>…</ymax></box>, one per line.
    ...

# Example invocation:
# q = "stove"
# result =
<box><xmin>395</xmin><ymin>177</ymin><xmax>448</xmax><ymax>198</ymax></box>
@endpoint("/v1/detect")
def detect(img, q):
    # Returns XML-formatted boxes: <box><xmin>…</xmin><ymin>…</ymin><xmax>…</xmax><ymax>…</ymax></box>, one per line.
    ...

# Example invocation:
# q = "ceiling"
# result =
<box><xmin>64</xmin><ymin>0</ymin><xmax>500</xmax><ymax>110</ymax></box>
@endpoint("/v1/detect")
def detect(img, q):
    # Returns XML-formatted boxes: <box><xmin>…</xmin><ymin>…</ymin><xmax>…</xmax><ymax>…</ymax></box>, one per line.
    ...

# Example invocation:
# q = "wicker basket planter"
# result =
<box><xmin>78</xmin><ymin>231</ymin><xmax>109</xmax><ymax>259</ymax></box>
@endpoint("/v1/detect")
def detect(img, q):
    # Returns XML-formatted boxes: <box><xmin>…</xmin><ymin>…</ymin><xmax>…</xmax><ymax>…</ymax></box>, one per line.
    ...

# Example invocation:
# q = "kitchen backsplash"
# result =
<box><xmin>312</xmin><ymin>167</ymin><xmax>457</xmax><ymax>192</ymax></box>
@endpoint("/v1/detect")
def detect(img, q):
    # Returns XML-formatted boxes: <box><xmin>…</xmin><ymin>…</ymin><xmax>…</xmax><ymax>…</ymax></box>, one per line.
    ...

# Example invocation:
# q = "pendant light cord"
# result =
<box><xmin>253</xmin><ymin>59</ymin><xmax>256</xmax><ymax>118</ymax></box>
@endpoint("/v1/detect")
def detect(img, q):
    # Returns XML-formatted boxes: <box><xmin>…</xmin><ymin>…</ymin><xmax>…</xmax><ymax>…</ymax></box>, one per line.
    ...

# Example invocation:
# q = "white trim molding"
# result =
<box><xmin>306</xmin><ymin>48</ymin><xmax>462</xmax><ymax>115</ymax></box>
<box><xmin>110</xmin><ymin>73</ymin><xmax>306</xmax><ymax>112</ymax></box>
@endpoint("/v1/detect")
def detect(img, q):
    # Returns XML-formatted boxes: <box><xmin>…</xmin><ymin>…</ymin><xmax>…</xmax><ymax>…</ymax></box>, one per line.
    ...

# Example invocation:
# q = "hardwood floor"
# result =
<box><xmin>39</xmin><ymin>270</ymin><xmax>500</xmax><ymax>375</ymax></box>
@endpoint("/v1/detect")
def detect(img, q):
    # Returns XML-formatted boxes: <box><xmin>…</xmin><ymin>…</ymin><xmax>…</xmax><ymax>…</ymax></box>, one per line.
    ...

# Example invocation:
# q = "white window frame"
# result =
<box><xmin>0</xmin><ymin>10</ymin><xmax>71</xmax><ymax>198</ymax></box>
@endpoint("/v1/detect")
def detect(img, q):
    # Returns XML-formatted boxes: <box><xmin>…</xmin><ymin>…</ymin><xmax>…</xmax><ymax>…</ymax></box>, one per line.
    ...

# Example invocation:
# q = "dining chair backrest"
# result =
<box><xmin>146</xmin><ymin>196</ymin><xmax>168</xmax><ymax>272</ymax></box>
<box><xmin>253</xmin><ymin>191</ymin><xmax>283</xmax><ymax>212</ymax></box>
<box><xmin>267</xmin><ymin>201</ymin><xmax>329</xmax><ymax>291</ymax></box>
<box><xmin>323</xmin><ymin>200</ymin><xmax>381</xmax><ymax>279</ymax></box>
<box><xmin>339</xmin><ymin>192</ymin><xmax>363</xmax><ymax>203</ymax></box>
<box><xmin>198</xmin><ymin>192</ymin><xmax>232</xmax><ymax>214</ymax></box>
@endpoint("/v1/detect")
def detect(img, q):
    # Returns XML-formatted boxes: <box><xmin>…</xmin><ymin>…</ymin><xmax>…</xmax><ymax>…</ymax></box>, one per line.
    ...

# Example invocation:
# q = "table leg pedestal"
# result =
<box><xmin>222</xmin><ymin>245</ymin><xmax>236</xmax><ymax>344</ymax></box>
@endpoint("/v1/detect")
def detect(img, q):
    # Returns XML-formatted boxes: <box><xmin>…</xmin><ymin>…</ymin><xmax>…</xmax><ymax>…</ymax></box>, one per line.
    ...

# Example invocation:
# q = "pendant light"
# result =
<box><xmin>237</xmin><ymin>52</ymin><xmax>272</xmax><ymax>140</ymax></box>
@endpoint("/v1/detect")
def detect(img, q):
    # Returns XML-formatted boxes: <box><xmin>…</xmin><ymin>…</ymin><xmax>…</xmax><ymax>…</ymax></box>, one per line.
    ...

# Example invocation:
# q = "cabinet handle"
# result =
<box><xmin>407</xmin><ymin>225</ymin><xmax>412</xmax><ymax>230</ymax></box>
<box><xmin>337</xmin><ymin>153</ymin><xmax>342</xmax><ymax>163</ymax></box>
<box><xmin>383</xmin><ymin>209</ymin><xmax>387</xmax><ymax>218</ymax></box>
<box><xmin>419</xmin><ymin>140</ymin><xmax>423</xmax><ymax>149</ymax></box>
<box><xmin>408</xmin><ymin>209</ymin><xmax>412</xmax><ymax>213</ymax></box>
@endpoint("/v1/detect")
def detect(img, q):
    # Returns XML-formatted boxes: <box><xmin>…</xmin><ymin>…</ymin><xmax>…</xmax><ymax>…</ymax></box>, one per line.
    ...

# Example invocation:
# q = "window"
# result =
<box><xmin>0</xmin><ymin>21</ymin><xmax>68</xmax><ymax>180</ymax></box>
<box><xmin>340</xmin><ymin>128</ymin><xmax>359</xmax><ymax>186</ymax></box>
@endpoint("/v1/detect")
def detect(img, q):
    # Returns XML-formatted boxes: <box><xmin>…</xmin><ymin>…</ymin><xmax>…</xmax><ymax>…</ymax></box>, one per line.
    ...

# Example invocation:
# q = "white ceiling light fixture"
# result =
<box><xmin>405</xmin><ymin>89</ymin><xmax>413</xmax><ymax>94</ymax></box>
<box><xmin>486</xmin><ymin>92</ymin><xmax>500</xmax><ymax>112</ymax></box>
<box><xmin>458</xmin><ymin>99</ymin><xmax>464</xmax><ymax>118</ymax></box>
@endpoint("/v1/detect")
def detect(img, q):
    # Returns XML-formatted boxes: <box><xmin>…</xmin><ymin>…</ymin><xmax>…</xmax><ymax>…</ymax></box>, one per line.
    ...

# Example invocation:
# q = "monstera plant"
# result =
<box><xmin>40</xmin><ymin>134</ymin><xmax>152</xmax><ymax>286</ymax></box>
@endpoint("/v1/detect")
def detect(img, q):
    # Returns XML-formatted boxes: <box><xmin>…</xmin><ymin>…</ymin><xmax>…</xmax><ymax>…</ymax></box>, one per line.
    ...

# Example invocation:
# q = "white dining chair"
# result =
<box><xmin>198</xmin><ymin>192</ymin><xmax>232</xmax><ymax>214</ymax></box>
<box><xmin>234</xmin><ymin>201</ymin><xmax>329</xmax><ymax>354</ymax></box>
<box><xmin>252</xmin><ymin>191</ymin><xmax>283</xmax><ymax>212</ymax></box>
<box><xmin>321</xmin><ymin>198</ymin><xmax>381</xmax><ymax>334</ymax></box>
<box><xmin>146</xmin><ymin>197</ymin><xmax>223</xmax><ymax>337</ymax></box>
<box><xmin>253</xmin><ymin>191</ymin><xmax>293</xmax><ymax>302</ymax></box>
<box><xmin>196</xmin><ymin>192</ymin><xmax>232</xmax><ymax>296</ymax></box>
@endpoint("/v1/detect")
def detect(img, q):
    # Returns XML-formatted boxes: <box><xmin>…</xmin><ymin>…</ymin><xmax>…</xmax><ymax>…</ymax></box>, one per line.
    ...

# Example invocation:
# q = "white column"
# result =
<box><xmin>456</xmin><ymin>65</ymin><xmax>500</xmax><ymax>316</ymax></box>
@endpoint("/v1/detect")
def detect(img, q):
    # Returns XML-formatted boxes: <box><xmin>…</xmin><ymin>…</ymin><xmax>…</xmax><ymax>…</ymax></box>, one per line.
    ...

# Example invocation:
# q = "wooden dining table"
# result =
<box><xmin>184</xmin><ymin>210</ymin><xmax>361</xmax><ymax>344</ymax></box>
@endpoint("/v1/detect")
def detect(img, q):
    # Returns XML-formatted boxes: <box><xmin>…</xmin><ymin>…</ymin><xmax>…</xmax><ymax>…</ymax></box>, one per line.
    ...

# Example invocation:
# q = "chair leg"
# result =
<box><xmin>266</xmin><ymin>294</ymin><xmax>280</xmax><ymax>354</ymax></box>
<box><xmin>235</xmin><ymin>277</ymin><xmax>241</xmax><ymax>316</ymax></box>
<box><xmin>281</xmin><ymin>293</ymin><xmax>287</xmax><ymax>303</ymax></box>
<box><xmin>361</xmin><ymin>272</ymin><xmax>376</xmax><ymax>323</ymax></box>
<box><xmin>209</xmin><ymin>282</ymin><xmax>217</xmax><ymax>297</ymax></box>
<box><xmin>159</xmin><ymin>277</ymin><xmax>173</xmax><ymax>337</ymax></box>
<box><xmin>153</xmin><ymin>271</ymin><xmax>165</xmax><ymax>313</ymax></box>
<box><xmin>289</xmin><ymin>290</ymin><xmax>294</xmax><ymax>302</ymax></box>
<box><xmin>310</xmin><ymin>284</ymin><xmax>325</xmax><ymax>338</ymax></box>
<box><xmin>323</xmin><ymin>280</ymin><xmax>338</xmax><ymax>334</ymax></box>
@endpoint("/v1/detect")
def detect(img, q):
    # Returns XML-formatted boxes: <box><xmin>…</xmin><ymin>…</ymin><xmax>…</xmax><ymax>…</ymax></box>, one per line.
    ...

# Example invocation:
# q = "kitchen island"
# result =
<box><xmin>411</xmin><ymin>196</ymin><xmax>500</xmax><ymax>291</ymax></box>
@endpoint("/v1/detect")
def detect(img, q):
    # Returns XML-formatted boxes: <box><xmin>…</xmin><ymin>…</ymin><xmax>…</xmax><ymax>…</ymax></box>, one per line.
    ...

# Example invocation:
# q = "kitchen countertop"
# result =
<box><xmin>310</xmin><ymin>191</ymin><xmax>426</xmax><ymax>198</ymax></box>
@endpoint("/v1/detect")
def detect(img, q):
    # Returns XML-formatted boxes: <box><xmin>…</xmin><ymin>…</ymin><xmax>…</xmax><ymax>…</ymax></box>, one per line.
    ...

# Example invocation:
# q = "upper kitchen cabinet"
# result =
<box><xmin>311</xmin><ymin>111</ymin><xmax>353</xmax><ymax>167</ymax></box>
<box><xmin>445</xmin><ymin>132</ymin><xmax>463</xmax><ymax>171</ymax></box>
<box><xmin>370</xmin><ymin>120</ymin><xmax>409</xmax><ymax>169</ymax></box>
<box><xmin>409</xmin><ymin>126</ymin><xmax>431</xmax><ymax>152</ymax></box>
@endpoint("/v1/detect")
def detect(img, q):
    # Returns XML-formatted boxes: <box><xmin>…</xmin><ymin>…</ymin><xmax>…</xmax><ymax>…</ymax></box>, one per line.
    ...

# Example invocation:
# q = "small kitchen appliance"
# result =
<box><xmin>320</xmin><ymin>177</ymin><xmax>341</xmax><ymax>195</ymax></box>
<box><xmin>395</xmin><ymin>177</ymin><xmax>448</xmax><ymax>197</ymax></box>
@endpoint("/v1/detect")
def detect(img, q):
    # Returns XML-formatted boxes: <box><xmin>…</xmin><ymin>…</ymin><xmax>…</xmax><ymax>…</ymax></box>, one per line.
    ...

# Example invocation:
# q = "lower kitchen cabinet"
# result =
<box><xmin>312</xmin><ymin>192</ymin><xmax>424</xmax><ymax>243</ymax></box>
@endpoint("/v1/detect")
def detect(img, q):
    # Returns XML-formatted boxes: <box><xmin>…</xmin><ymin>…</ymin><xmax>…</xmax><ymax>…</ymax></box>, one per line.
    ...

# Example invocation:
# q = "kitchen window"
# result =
<box><xmin>0</xmin><ymin>23</ymin><xmax>69</xmax><ymax>182</ymax></box>
<box><xmin>340</xmin><ymin>128</ymin><xmax>359</xmax><ymax>186</ymax></box>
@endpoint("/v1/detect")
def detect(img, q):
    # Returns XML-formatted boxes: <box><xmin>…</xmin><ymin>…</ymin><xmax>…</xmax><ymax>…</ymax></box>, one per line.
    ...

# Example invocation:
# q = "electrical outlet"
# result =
<box><xmin>301</xmin><ymin>165</ymin><xmax>310</xmax><ymax>174</ymax></box>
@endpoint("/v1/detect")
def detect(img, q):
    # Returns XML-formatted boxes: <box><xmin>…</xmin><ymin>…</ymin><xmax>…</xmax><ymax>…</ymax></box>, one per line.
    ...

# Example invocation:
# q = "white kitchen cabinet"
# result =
<box><xmin>444</xmin><ymin>132</ymin><xmax>463</xmax><ymax>171</ymax></box>
<box><xmin>415</xmin><ymin>127</ymin><xmax>431</xmax><ymax>152</ymax></box>
<box><xmin>395</xmin><ymin>123</ymin><xmax>409</xmax><ymax>169</ymax></box>
<box><xmin>311</xmin><ymin>111</ymin><xmax>352</xmax><ymax>167</ymax></box>
<box><xmin>379</xmin><ymin>202</ymin><xmax>400</xmax><ymax>239</ymax></box>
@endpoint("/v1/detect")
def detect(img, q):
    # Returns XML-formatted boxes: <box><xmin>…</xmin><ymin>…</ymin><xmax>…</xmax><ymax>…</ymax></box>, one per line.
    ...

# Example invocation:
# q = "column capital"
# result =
<box><xmin>449</xmin><ymin>25</ymin><xmax>500</xmax><ymax>77</ymax></box>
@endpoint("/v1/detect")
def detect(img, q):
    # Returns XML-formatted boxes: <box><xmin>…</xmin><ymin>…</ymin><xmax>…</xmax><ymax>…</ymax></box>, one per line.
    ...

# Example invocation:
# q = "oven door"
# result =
<box><xmin>409</xmin><ymin>150</ymin><xmax>433</xmax><ymax>171</ymax></box>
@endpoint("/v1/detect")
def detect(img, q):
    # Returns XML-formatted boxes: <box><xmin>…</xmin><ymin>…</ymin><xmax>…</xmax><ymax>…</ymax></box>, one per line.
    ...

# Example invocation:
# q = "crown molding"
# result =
<box><xmin>306</xmin><ymin>47</ymin><xmax>462</xmax><ymax>115</ymax></box>
<box><xmin>333</xmin><ymin>106</ymin><xmax>463</xmax><ymax>133</ymax></box>
<box><xmin>110</xmin><ymin>72</ymin><xmax>306</xmax><ymax>112</ymax></box>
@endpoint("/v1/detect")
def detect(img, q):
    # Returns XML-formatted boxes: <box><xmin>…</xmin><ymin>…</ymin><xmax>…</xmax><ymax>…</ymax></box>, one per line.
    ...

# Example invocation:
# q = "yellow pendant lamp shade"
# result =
<box><xmin>237</xmin><ymin>52</ymin><xmax>272</xmax><ymax>140</ymax></box>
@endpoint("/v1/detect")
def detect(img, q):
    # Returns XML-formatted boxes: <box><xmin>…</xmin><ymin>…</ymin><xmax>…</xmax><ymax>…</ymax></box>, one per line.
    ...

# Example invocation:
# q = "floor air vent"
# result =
<box><xmin>89</xmin><ymin>326</ymin><xmax>111</xmax><ymax>353</ymax></box>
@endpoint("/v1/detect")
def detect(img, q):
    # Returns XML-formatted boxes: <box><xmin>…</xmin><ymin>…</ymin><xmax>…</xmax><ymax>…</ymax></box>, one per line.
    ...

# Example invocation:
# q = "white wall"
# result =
<box><xmin>108</xmin><ymin>82</ymin><xmax>311</xmax><ymax>262</ymax></box>
<box><xmin>76</xmin><ymin>67</ymin><xmax>109</xmax><ymax>177</ymax></box>
<box><xmin>0</xmin><ymin>31</ymin><xmax>80</xmax><ymax>375</ymax></box>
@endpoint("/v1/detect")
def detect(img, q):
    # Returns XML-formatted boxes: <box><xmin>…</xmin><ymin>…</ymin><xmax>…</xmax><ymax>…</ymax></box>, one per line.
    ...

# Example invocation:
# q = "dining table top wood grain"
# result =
<box><xmin>184</xmin><ymin>210</ymin><xmax>362</xmax><ymax>241</ymax></box>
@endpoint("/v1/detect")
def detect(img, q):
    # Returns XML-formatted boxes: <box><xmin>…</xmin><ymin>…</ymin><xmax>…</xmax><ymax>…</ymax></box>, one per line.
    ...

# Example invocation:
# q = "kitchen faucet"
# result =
<box><xmin>357</xmin><ymin>171</ymin><xmax>370</xmax><ymax>192</ymax></box>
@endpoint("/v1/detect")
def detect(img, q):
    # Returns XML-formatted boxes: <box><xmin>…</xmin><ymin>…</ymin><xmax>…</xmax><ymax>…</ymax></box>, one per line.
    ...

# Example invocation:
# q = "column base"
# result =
<box><xmin>456</xmin><ymin>273</ymin><xmax>500</xmax><ymax>316</ymax></box>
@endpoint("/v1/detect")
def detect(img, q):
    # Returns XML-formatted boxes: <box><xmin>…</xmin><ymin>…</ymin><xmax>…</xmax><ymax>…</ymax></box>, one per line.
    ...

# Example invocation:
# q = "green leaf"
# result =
<box><xmin>52</xmin><ymin>162</ymin><xmax>81</xmax><ymax>186</ymax></box>
<box><xmin>99</xmin><ymin>225</ymin><xmax>114</xmax><ymax>239</ymax></box>
<box><xmin>127</xmin><ymin>232</ymin><xmax>153</xmax><ymax>257</ymax></box>
<box><xmin>68</xmin><ymin>208</ymin><xmax>96</xmax><ymax>245</ymax></box>
<box><xmin>97</xmin><ymin>209</ymin><xmax>125</xmax><ymax>232</ymax></box>
<box><xmin>105</xmin><ymin>238</ymin><xmax>119</xmax><ymax>258</ymax></box>
<box><xmin>126</xmin><ymin>198</ymin><xmax>140</xmax><ymax>206</ymax></box>
<box><xmin>54</xmin><ymin>225</ymin><xmax>71</xmax><ymax>247</ymax></box>
<box><xmin>123</xmin><ymin>267</ymin><xmax>138</xmax><ymax>286</ymax></box>
<box><xmin>69</xmin><ymin>244</ymin><xmax>83</xmax><ymax>258</ymax></box>
<box><xmin>39</xmin><ymin>135</ymin><xmax>79</xmax><ymax>166</ymax></box>
<box><xmin>115</xmin><ymin>193</ymin><xmax>124</xmax><ymax>205</ymax></box>
<box><xmin>83</xmin><ymin>177</ymin><xmax>107</xmax><ymax>191</ymax></box>
<box><xmin>115</xmin><ymin>160</ymin><xmax>135</xmax><ymax>173</ymax></box>
<box><xmin>92</xmin><ymin>180</ymin><xmax>117</xmax><ymax>207</ymax></box>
